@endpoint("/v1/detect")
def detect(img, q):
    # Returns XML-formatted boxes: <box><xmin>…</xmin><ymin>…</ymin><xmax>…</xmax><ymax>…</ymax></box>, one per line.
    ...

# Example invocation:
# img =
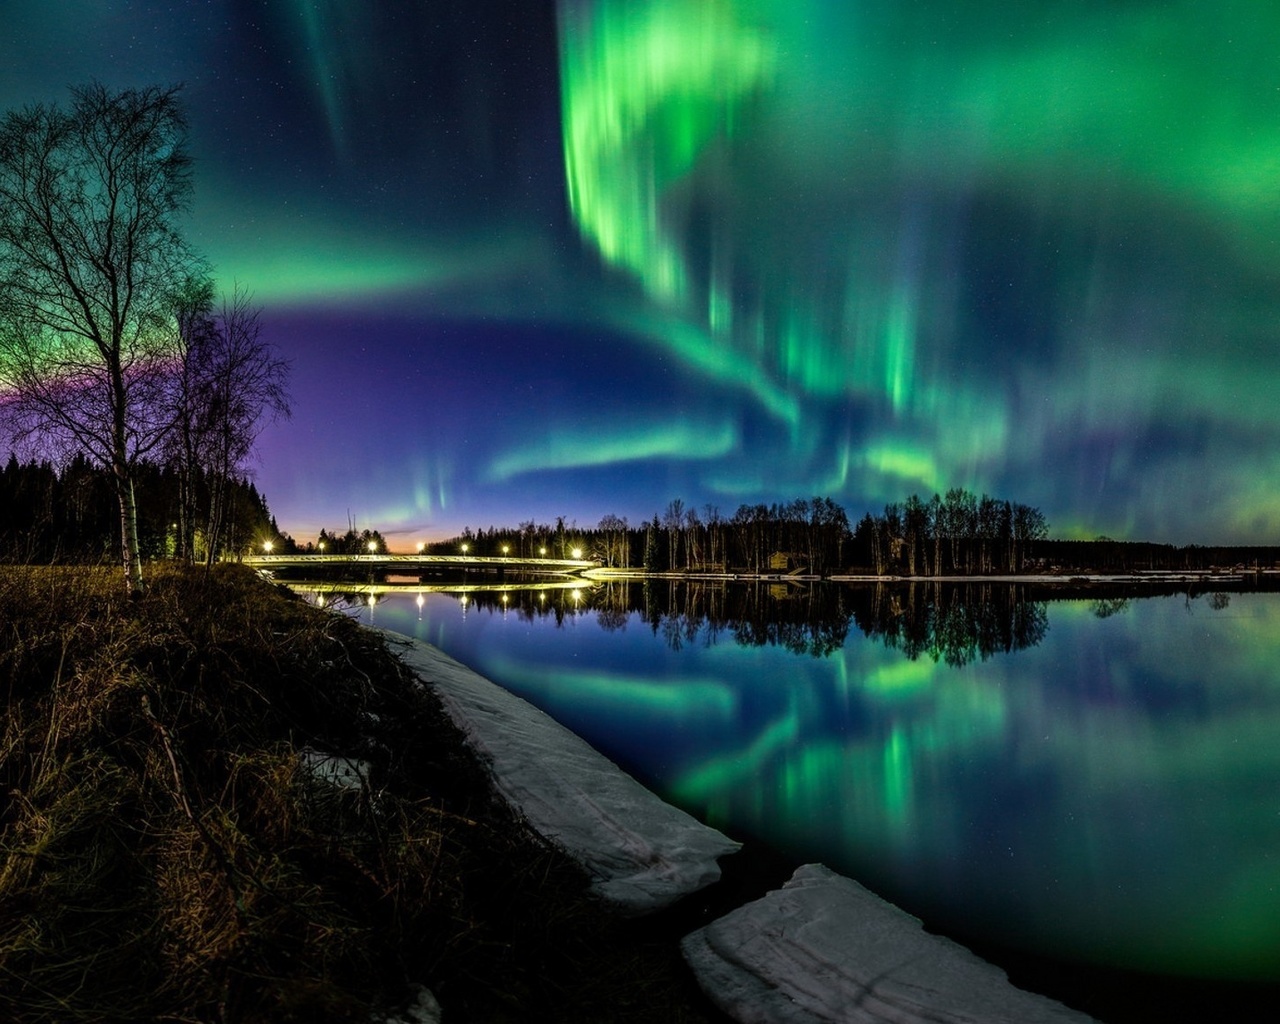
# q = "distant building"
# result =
<box><xmin>769</xmin><ymin>551</ymin><xmax>805</xmax><ymax>571</ymax></box>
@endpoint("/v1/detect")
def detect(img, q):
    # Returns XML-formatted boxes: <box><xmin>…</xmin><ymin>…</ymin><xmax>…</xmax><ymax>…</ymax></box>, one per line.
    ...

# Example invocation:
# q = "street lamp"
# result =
<box><xmin>318</xmin><ymin>541</ymin><xmax>325</xmax><ymax>554</ymax></box>
<box><xmin>572</xmin><ymin>547</ymin><xmax>582</xmax><ymax>559</ymax></box>
<box><xmin>367</xmin><ymin>540</ymin><xmax>377</xmax><ymax>554</ymax></box>
<box><xmin>539</xmin><ymin>546</ymin><xmax>547</xmax><ymax>557</ymax></box>
<box><xmin>502</xmin><ymin>544</ymin><xmax>510</xmax><ymax>557</ymax></box>
<box><xmin>461</xmin><ymin>543</ymin><xmax>469</xmax><ymax>556</ymax></box>
<box><xmin>263</xmin><ymin>540</ymin><xmax>273</xmax><ymax>554</ymax></box>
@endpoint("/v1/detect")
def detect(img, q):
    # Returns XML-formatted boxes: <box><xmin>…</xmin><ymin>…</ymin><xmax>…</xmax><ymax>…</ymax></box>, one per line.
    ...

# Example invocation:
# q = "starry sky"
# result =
<box><xmin>4</xmin><ymin>0</ymin><xmax>1279</xmax><ymax>545</ymax></box>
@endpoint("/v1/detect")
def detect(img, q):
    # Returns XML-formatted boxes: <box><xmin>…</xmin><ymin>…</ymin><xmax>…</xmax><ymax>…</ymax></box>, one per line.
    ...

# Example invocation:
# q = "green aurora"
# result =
<box><xmin>2</xmin><ymin>0</ymin><xmax>1279</xmax><ymax>541</ymax></box>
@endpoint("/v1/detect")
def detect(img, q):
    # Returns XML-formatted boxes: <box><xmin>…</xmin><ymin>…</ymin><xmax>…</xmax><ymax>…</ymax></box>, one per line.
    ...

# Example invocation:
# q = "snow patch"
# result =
<box><xmin>682</xmin><ymin>863</ymin><xmax>1098</xmax><ymax>1024</ymax></box>
<box><xmin>383</xmin><ymin>633</ymin><xmax>741</xmax><ymax>915</ymax></box>
<box><xmin>299</xmin><ymin>747</ymin><xmax>371</xmax><ymax>791</ymax></box>
<box><xmin>376</xmin><ymin>984</ymin><xmax>441</xmax><ymax>1024</ymax></box>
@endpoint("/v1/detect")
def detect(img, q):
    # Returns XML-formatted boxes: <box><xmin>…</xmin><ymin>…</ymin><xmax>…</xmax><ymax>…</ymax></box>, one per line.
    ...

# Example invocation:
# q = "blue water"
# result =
<box><xmin>334</xmin><ymin>581</ymin><xmax>1280</xmax><ymax>982</ymax></box>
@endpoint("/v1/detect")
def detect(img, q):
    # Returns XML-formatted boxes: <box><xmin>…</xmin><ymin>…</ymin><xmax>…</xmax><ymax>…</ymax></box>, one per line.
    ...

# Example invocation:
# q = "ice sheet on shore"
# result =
<box><xmin>383</xmin><ymin>633</ymin><xmax>741</xmax><ymax>914</ymax></box>
<box><xmin>682</xmin><ymin>863</ymin><xmax>1098</xmax><ymax>1024</ymax></box>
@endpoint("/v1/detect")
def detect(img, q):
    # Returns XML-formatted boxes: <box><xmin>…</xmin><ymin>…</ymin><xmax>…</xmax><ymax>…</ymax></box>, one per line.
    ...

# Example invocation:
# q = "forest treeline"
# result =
<box><xmin>420</xmin><ymin>496</ymin><xmax>855</xmax><ymax>574</ymax></box>
<box><xmin>409</xmin><ymin>487</ymin><xmax>1279</xmax><ymax>576</ymax></box>
<box><xmin>852</xmin><ymin>490</ymin><xmax>1047</xmax><ymax>575</ymax></box>
<box><xmin>418</xmin><ymin>489</ymin><xmax>1053</xmax><ymax>575</ymax></box>
<box><xmin>0</xmin><ymin>454</ymin><xmax>276</xmax><ymax>564</ymax></box>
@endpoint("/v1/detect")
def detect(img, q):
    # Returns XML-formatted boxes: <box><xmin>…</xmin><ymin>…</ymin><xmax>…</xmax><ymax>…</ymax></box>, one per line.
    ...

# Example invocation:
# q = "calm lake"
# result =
<box><xmin>306</xmin><ymin>576</ymin><xmax>1280</xmax><ymax>1018</ymax></box>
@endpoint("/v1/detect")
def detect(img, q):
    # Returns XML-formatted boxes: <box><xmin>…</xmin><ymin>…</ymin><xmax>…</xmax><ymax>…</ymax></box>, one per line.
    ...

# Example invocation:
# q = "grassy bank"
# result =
<box><xmin>0</xmin><ymin>564</ymin><xmax>725</xmax><ymax>1023</ymax></box>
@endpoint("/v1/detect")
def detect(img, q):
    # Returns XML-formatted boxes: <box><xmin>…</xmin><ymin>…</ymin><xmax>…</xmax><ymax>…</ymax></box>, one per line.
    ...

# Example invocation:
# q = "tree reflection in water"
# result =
<box><xmin>855</xmin><ymin>582</ymin><xmax>1050</xmax><ymax>667</ymax></box>
<box><xmin>442</xmin><ymin>580</ymin><xmax>1050</xmax><ymax>664</ymax></box>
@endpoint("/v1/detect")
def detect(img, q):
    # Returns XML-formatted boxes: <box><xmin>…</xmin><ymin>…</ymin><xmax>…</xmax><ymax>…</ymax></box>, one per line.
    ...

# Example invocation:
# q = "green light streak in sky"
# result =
<box><xmin>196</xmin><ymin>194</ymin><xmax>545</xmax><ymax>307</ymax></box>
<box><xmin>859</xmin><ymin>440</ymin><xmax>944</xmax><ymax>497</ymax></box>
<box><xmin>605</xmin><ymin>305</ymin><xmax>801</xmax><ymax>427</ymax></box>
<box><xmin>559</xmin><ymin>0</ymin><xmax>774</xmax><ymax>303</ymax></box>
<box><xmin>555</xmin><ymin>0</ymin><xmax>1028</xmax><ymax>502</ymax></box>
<box><xmin>557</xmin><ymin>0</ymin><xmax>1280</xmax><ymax>530</ymax></box>
<box><xmin>487</xmin><ymin>417</ymin><xmax>737</xmax><ymax>482</ymax></box>
<box><xmin>289</xmin><ymin>0</ymin><xmax>351</xmax><ymax>154</ymax></box>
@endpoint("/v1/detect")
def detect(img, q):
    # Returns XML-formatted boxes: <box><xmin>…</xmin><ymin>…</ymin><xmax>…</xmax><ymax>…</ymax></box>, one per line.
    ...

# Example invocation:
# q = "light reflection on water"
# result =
<box><xmin>318</xmin><ymin>580</ymin><xmax>1280</xmax><ymax>982</ymax></box>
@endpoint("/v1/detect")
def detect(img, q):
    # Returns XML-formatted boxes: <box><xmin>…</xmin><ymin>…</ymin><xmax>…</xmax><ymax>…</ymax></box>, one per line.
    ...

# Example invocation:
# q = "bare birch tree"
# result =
<box><xmin>0</xmin><ymin>83</ymin><xmax>203</xmax><ymax>594</ymax></box>
<box><xmin>166</xmin><ymin>286</ymin><xmax>290</xmax><ymax>564</ymax></box>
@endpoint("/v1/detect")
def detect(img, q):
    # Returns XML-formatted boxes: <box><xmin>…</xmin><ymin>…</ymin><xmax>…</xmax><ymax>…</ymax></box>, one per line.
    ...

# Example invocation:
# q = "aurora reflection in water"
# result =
<box><xmin>339</xmin><ymin>581</ymin><xmax>1280</xmax><ymax>990</ymax></box>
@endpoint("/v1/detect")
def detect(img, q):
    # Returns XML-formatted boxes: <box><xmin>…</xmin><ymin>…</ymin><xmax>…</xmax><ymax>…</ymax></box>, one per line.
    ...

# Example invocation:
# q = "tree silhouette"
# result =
<box><xmin>167</xmin><ymin>285</ymin><xmax>290</xmax><ymax>564</ymax></box>
<box><xmin>0</xmin><ymin>83</ymin><xmax>204</xmax><ymax>593</ymax></box>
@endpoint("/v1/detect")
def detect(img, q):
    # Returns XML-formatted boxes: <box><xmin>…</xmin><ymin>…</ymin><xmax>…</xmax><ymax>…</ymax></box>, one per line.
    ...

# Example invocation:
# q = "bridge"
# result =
<box><xmin>242</xmin><ymin>553</ymin><xmax>598</xmax><ymax>575</ymax></box>
<box><xmin>286</xmin><ymin>578</ymin><xmax>591</xmax><ymax>598</ymax></box>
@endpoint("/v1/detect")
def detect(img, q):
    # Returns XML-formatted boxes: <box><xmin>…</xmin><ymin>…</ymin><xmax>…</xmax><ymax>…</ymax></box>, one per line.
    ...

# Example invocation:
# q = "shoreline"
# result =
<box><xmin>375</xmin><ymin>626</ymin><xmax>1102</xmax><ymax>1022</ymax></box>
<box><xmin>4</xmin><ymin>563</ymin><xmax>1274</xmax><ymax>1022</ymax></box>
<box><xmin>0</xmin><ymin>564</ymin><xmax>734</xmax><ymax>1022</ymax></box>
<box><xmin>363</xmin><ymin>606</ymin><xmax>1280</xmax><ymax>1024</ymax></box>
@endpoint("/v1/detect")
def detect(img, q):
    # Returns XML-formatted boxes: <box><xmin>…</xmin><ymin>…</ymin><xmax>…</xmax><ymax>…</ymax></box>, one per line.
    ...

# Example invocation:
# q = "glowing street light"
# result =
<box><xmin>318</xmin><ymin>541</ymin><xmax>326</xmax><ymax>553</ymax></box>
<box><xmin>367</xmin><ymin>540</ymin><xmax>378</xmax><ymax>554</ymax></box>
<box><xmin>263</xmin><ymin>540</ymin><xmax>273</xmax><ymax>554</ymax></box>
<box><xmin>461</xmin><ymin>542</ymin><xmax>469</xmax><ymax>556</ymax></box>
<box><xmin>572</xmin><ymin>547</ymin><xmax>582</xmax><ymax>559</ymax></box>
<box><xmin>416</xmin><ymin>542</ymin><xmax>425</xmax><ymax>554</ymax></box>
<box><xmin>539</xmin><ymin>546</ymin><xmax>547</xmax><ymax>557</ymax></box>
<box><xmin>502</xmin><ymin>544</ymin><xmax>510</xmax><ymax>556</ymax></box>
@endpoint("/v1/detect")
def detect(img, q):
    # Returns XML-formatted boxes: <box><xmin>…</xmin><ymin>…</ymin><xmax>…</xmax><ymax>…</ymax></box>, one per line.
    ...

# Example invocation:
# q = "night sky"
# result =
<box><xmin>4</xmin><ymin>1</ymin><xmax>1279</xmax><ymax>545</ymax></box>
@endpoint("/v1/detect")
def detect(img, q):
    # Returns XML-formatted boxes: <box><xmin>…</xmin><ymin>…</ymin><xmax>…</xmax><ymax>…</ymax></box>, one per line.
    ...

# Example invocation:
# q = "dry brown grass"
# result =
<box><xmin>0</xmin><ymin>564</ymin><xmax>723</xmax><ymax>1023</ymax></box>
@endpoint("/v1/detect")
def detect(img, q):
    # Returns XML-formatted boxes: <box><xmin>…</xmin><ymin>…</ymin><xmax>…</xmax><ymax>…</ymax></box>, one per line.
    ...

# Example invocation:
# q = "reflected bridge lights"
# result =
<box><xmin>416</xmin><ymin>592</ymin><xmax>425</xmax><ymax>619</ymax></box>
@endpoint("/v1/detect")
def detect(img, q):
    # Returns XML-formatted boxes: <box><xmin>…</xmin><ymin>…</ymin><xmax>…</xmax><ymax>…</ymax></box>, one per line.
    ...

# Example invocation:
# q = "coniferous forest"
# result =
<box><xmin>0</xmin><ymin>455</ymin><xmax>276</xmax><ymax>564</ymax></box>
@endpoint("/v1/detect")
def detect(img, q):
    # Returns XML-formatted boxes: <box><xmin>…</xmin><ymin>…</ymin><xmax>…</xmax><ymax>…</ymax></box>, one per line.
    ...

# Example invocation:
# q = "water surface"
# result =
<box><xmin>323</xmin><ymin>579</ymin><xmax>1280</xmax><ymax>986</ymax></box>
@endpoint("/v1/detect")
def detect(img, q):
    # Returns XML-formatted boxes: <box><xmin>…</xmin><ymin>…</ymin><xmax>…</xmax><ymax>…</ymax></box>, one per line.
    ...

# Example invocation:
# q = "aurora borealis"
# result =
<box><xmin>4</xmin><ymin>1</ymin><xmax>1280</xmax><ymax>544</ymax></box>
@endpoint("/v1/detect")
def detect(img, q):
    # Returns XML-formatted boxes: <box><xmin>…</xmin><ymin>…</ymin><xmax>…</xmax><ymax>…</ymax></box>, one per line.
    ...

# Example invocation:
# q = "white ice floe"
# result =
<box><xmin>384</xmin><ymin>633</ymin><xmax>741</xmax><ymax>915</ymax></box>
<box><xmin>299</xmin><ymin>747</ymin><xmax>372</xmax><ymax>791</ymax></box>
<box><xmin>376</xmin><ymin>983</ymin><xmax>442</xmax><ymax>1024</ymax></box>
<box><xmin>682</xmin><ymin>863</ymin><xmax>1097</xmax><ymax>1024</ymax></box>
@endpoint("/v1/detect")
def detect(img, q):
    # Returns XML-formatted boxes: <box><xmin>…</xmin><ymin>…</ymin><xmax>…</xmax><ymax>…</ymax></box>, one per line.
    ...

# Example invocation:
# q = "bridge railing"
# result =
<box><xmin>242</xmin><ymin>553</ymin><xmax>597</xmax><ymax>570</ymax></box>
